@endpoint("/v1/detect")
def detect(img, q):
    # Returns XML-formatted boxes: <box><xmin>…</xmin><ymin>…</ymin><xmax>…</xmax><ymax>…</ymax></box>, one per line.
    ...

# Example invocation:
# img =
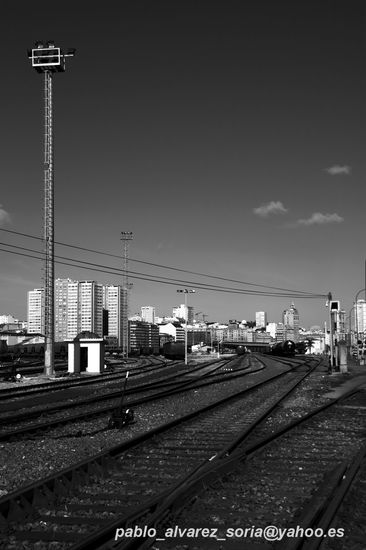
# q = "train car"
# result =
<box><xmin>235</xmin><ymin>343</ymin><xmax>272</xmax><ymax>355</ymax></box>
<box><xmin>7</xmin><ymin>341</ymin><xmax>67</xmax><ymax>359</ymax></box>
<box><xmin>236</xmin><ymin>345</ymin><xmax>248</xmax><ymax>355</ymax></box>
<box><xmin>163</xmin><ymin>342</ymin><xmax>188</xmax><ymax>360</ymax></box>
<box><xmin>270</xmin><ymin>340</ymin><xmax>296</xmax><ymax>357</ymax></box>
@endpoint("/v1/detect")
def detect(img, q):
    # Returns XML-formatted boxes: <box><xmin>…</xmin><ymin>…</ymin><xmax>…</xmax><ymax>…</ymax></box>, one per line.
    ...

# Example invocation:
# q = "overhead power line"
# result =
<box><xmin>0</xmin><ymin>227</ymin><xmax>326</xmax><ymax>297</ymax></box>
<box><xmin>0</xmin><ymin>242</ymin><xmax>325</xmax><ymax>299</ymax></box>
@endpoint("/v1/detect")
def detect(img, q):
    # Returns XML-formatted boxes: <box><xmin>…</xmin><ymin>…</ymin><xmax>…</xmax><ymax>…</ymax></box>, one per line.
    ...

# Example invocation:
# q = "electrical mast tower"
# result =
<box><xmin>28</xmin><ymin>42</ymin><xmax>75</xmax><ymax>376</ymax></box>
<box><xmin>121</xmin><ymin>232</ymin><xmax>133</xmax><ymax>358</ymax></box>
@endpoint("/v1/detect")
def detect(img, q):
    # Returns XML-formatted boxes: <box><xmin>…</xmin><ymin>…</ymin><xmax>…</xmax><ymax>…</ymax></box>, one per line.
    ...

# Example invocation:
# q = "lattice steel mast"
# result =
<box><xmin>28</xmin><ymin>42</ymin><xmax>75</xmax><ymax>376</ymax></box>
<box><xmin>121</xmin><ymin>232</ymin><xmax>133</xmax><ymax>358</ymax></box>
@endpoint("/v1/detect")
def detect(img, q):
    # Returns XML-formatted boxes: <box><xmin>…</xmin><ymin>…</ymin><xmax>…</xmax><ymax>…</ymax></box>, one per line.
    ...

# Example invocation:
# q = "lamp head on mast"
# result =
<box><xmin>27</xmin><ymin>41</ymin><xmax>76</xmax><ymax>73</ymax></box>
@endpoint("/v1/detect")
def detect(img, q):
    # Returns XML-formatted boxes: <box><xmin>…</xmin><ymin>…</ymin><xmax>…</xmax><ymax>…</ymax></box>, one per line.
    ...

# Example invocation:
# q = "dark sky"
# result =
<box><xmin>0</xmin><ymin>0</ymin><xmax>365</xmax><ymax>327</ymax></box>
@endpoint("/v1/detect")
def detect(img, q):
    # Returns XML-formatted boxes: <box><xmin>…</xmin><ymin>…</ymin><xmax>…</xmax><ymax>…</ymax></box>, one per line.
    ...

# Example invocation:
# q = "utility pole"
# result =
<box><xmin>327</xmin><ymin>292</ymin><xmax>334</xmax><ymax>371</ymax></box>
<box><xmin>28</xmin><ymin>42</ymin><xmax>75</xmax><ymax>376</ymax></box>
<box><xmin>121</xmin><ymin>232</ymin><xmax>133</xmax><ymax>358</ymax></box>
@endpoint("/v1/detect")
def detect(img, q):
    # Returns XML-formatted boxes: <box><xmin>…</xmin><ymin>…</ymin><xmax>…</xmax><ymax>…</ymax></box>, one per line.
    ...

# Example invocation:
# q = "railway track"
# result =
<box><xmin>0</xmin><ymin>358</ymin><xmax>168</xmax><ymax>400</ymax></box>
<box><xmin>0</xmin><ymin>357</ymin><xmax>232</xmax><ymax>419</ymax></box>
<box><xmin>318</xmin><ymin>445</ymin><xmax>366</xmax><ymax>550</ymax></box>
<box><xmin>143</xmin><ymin>382</ymin><xmax>366</xmax><ymax>550</ymax></box>
<box><xmin>0</xmin><ymin>357</ymin><xmax>147</xmax><ymax>381</ymax></box>
<box><xmin>278</xmin><ymin>442</ymin><xmax>366</xmax><ymax>550</ymax></box>
<box><xmin>0</xmin><ymin>355</ymin><xmax>322</xmax><ymax>549</ymax></box>
<box><xmin>0</xmin><ymin>357</ymin><xmax>244</xmax><ymax>441</ymax></box>
<box><xmin>0</xmin><ymin>360</ymin><xmax>69</xmax><ymax>380</ymax></box>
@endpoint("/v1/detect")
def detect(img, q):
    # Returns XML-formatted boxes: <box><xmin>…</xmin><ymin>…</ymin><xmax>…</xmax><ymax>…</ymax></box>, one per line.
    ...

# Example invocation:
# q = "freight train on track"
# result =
<box><xmin>162</xmin><ymin>342</ymin><xmax>189</xmax><ymax>360</ymax></box>
<box><xmin>235</xmin><ymin>340</ymin><xmax>296</xmax><ymax>357</ymax></box>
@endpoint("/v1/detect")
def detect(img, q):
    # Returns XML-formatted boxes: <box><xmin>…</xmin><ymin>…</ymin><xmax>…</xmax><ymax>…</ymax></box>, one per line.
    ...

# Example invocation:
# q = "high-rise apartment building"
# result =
<box><xmin>30</xmin><ymin>280</ymin><xmax>104</xmax><ymax>341</ymax></box>
<box><xmin>283</xmin><ymin>302</ymin><xmax>300</xmax><ymax>342</ymax></box>
<box><xmin>352</xmin><ymin>300</ymin><xmax>366</xmax><ymax>335</ymax></box>
<box><xmin>103</xmin><ymin>285</ymin><xmax>123</xmax><ymax>346</ymax></box>
<box><xmin>79</xmin><ymin>281</ymin><xmax>103</xmax><ymax>337</ymax></box>
<box><xmin>55</xmin><ymin>279</ymin><xmax>79</xmax><ymax>341</ymax></box>
<box><xmin>27</xmin><ymin>289</ymin><xmax>45</xmax><ymax>334</ymax></box>
<box><xmin>67</xmin><ymin>280</ymin><xmax>79</xmax><ymax>339</ymax></box>
<box><xmin>54</xmin><ymin>279</ymin><xmax>103</xmax><ymax>340</ymax></box>
<box><xmin>255</xmin><ymin>311</ymin><xmax>267</xmax><ymax>328</ymax></box>
<box><xmin>141</xmin><ymin>306</ymin><xmax>155</xmax><ymax>324</ymax></box>
<box><xmin>265</xmin><ymin>322</ymin><xmax>285</xmax><ymax>342</ymax></box>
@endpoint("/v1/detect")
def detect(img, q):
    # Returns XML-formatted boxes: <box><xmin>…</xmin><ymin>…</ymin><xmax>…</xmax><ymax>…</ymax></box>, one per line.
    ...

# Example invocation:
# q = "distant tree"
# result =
<box><xmin>305</xmin><ymin>337</ymin><xmax>316</xmax><ymax>353</ymax></box>
<box><xmin>245</xmin><ymin>321</ymin><xmax>256</xmax><ymax>328</ymax></box>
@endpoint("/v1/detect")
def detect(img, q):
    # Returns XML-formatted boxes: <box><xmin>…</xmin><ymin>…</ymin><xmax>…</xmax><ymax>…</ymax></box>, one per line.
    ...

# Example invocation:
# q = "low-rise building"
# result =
<box><xmin>129</xmin><ymin>321</ymin><xmax>160</xmax><ymax>355</ymax></box>
<box><xmin>158</xmin><ymin>322</ymin><xmax>185</xmax><ymax>342</ymax></box>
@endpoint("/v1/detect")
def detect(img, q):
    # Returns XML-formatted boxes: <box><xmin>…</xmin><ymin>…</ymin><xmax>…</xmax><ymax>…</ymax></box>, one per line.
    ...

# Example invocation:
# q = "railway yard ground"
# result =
<box><xmin>0</xmin><ymin>355</ymin><xmax>365</xmax><ymax>549</ymax></box>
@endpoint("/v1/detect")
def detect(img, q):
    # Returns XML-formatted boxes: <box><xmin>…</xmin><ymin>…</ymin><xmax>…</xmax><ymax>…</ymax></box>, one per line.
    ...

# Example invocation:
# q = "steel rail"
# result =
<box><xmin>0</xmin><ymin>358</ymin><xmax>314</xmax><ymax>544</ymax></box>
<box><xmin>279</xmin><ymin>443</ymin><xmax>366</xmax><ymax>550</ymax></box>
<box><xmin>0</xmin><ymin>358</ymin><xmax>240</xmax><ymax>441</ymax></box>
<box><xmin>115</xmin><ymin>379</ymin><xmax>362</xmax><ymax>550</ymax></box>
<box><xmin>0</xmin><ymin>358</ymin><xmax>258</xmax><ymax>442</ymax></box>
<box><xmin>0</xmin><ymin>357</ymin><xmax>232</xmax><ymax>425</ymax></box>
<box><xmin>0</xmin><ymin>357</ymin><xmax>321</xmax><ymax>548</ymax></box>
<box><xmin>0</xmin><ymin>360</ymin><xmax>170</xmax><ymax>400</ymax></box>
<box><xmin>97</xmin><ymin>358</ymin><xmax>324</xmax><ymax>550</ymax></box>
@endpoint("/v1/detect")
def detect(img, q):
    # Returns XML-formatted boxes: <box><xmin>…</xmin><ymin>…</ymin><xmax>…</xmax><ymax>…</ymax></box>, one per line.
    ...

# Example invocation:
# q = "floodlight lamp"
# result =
<box><xmin>46</xmin><ymin>41</ymin><xmax>55</xmax><ymax>47</ymax></box>
<box><xmin>35</xmin><ymin>41</ymin><xmax>44</xmax><ymax>49</ymax></box>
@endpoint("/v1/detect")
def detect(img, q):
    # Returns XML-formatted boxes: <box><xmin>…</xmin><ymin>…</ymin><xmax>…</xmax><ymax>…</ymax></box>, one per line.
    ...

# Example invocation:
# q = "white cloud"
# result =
<box><xmin>324</xmin><ymin>165</ymin><xmax>351</xmax><ymax>175</ymax></box>
<box><xmin>297</xmin><ymin>212</ymin><xmax>344</xmax><ymax>226</ymax></box>
<box><xmin>253</xmin><ymin>201</ymin><xmax>288</xmax><ymax>217</ymax></box>
<box><xmin>0</xmin><ymin>205</ymin><xmax>11</xmax><ymax>225</ymax></box>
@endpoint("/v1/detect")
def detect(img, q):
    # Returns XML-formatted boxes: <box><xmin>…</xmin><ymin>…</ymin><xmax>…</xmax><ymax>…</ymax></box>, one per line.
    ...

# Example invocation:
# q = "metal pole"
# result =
<box><xmin>324</xmin><ymin>321</ymin><xmax>327</xmax><ymax>354</ymax></box>
<box><xmin>184</xmin><ymin>292</ymin><xmax>188</xmax><ymax>365</ymax></box>
<box><xmin>44</xmin><ymin>70</ymin><xmax>54</xmax><ymax>376</ymax></box>
<box><xmin>328</xmin><ymin>294</ymin><xmax>334</xmax><ymax>370</ymax></box>
<box><xmin>121</xmin><ymin>232</ymin><xmax>133</xmax><ymax>358</ymax></box>
<box><xmin>28</xmin><ymin>43</ymin><xmax>75</xmax><ymax>376</ymax></box>
<box><xmin>334</xmin><ymin>309</ymin><xmax>339</xmax><ymax>368</ymax></box>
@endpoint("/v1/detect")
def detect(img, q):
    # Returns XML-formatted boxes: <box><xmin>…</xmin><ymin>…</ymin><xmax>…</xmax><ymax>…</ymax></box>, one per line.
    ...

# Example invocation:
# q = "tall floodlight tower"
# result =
<box><xmin>121</xmin><ymin>232</ymin><xmax>133</xmax><ymax>358</ymax></box>
<box><xmin>28</xmin><ymin>42</ymin><xmax>75</xmax><ymax>376</ymax></box>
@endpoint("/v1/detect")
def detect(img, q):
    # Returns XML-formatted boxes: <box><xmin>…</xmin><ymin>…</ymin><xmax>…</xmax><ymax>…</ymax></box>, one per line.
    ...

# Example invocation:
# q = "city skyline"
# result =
<box><xmin>22</xmin><ymin>280</ymin><xmax>323</xmax><ymax>332</ymax></box>
<box><xmin>0</xmin><ymin>1</ymin><xmax>365</xmax><ymax>327</ymax></box>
